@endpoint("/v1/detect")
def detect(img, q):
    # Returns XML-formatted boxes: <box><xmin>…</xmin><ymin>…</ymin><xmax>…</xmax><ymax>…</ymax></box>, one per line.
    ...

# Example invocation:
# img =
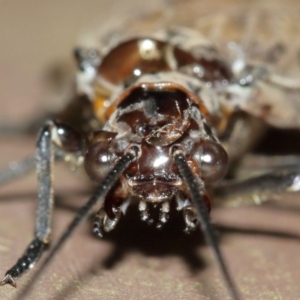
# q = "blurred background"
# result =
<box><xmin>0</xmin><ymin>0</ymin><xmax>164</xmax><ymax>125</ymax></box>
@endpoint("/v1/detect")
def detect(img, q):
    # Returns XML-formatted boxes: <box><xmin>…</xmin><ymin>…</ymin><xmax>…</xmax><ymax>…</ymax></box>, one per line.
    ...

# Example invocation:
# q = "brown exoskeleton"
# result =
<box><xmin>2</xmin><ymin>1</ymin><xmax>300</xmax><ymax>299</ymax></box>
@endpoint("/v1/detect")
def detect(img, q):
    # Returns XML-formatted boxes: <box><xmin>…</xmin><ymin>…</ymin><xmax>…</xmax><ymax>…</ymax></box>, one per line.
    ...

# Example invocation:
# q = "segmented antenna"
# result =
<box><xmin>15</xmin><ymin>150</ymin><xmax>137</xmax><ymax>300</ymax></box>
<box><xmin>173</xmin><ymin>151</ymin><xmax>241</xmax><ymax>300</ymax></box>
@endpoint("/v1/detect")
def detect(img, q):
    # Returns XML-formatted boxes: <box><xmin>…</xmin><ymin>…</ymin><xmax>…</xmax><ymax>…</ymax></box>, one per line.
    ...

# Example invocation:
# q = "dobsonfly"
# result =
<box><xmin>2</xmin><ymin>0</ymin><xmax>300</xmax><ymax>299</ymax></box>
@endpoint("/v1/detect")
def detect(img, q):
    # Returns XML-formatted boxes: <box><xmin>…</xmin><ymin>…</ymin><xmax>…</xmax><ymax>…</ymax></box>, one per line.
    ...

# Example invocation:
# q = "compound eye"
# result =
<box><xmin>192</xmin><ymin>140</ymin><xmax>228</xmax><ymax>183</ymax></box>
<box><xmin>84</xmin><ymin>131</ymin><xmax>117</xmax><ymax>182</ymax></box>
<box><xmin>84</xmin><ymin>141</ymin><xmax>112</xmax><ymax>182</ymax></box>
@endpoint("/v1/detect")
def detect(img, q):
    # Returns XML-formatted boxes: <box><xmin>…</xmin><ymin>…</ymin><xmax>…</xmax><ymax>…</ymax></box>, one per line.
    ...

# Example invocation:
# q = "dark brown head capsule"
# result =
<box><xmin>84</xmin><ymin>82</ymin><xmax>228</xmax><ymax>207</ymax></box>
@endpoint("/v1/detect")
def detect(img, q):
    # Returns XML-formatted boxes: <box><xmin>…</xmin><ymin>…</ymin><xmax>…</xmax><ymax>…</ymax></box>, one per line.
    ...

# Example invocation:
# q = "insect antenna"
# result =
<box><xmin>14</xmin><ymin>148</ymin><xmax>138</xmax><ymax>300</ymax></box>
<box><xmin>172</xmin><ymin>149</ymin><xmax>241</xmax><ymax>300</ymax></box>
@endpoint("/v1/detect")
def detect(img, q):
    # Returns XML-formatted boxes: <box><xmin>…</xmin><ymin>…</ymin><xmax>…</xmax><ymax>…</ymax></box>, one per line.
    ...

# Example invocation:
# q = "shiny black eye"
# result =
<box><xmin>192</xmin><ymin>140</ymin><xmax>228</xmax><ymax>183</ymax></box>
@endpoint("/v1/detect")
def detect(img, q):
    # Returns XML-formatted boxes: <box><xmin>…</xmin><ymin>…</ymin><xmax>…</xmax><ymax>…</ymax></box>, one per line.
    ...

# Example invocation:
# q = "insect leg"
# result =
<box><xmin>172</xmin><ymin>149</ymin><xmax>241</xmax><ymax>300</ymax></box>
<box><xmin>16</xmin><ymin>148</ymin><xmax>138</xmax><ymax>299</ymax></box>
<box><xmin>0</xmin><ymin>150</ymin><xmax>67</xmax><ymax>186</ymax></box>
<box><xmin>0</xmin><ymin>120</ymin><xmax>84</xmax><ymax>287</ymax></box>
<box><xmin>214</xmin><ymin>167</ymin><xmax>300</xmax><ymax>206</ymax></box>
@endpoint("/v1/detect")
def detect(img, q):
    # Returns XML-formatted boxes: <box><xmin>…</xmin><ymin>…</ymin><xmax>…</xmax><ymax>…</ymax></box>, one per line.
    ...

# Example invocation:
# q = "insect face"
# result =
<box><xmin>84</xmin><ymin>82</ymin><xmax>228</xmax><ymax>233</ymax></box>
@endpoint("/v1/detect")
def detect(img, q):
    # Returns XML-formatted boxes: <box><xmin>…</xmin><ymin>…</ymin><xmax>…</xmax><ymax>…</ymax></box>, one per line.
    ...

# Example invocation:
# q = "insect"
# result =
<box><xmin>1</xmin><ymin>0</ymin><xmax>297</xmax><ymax>300</ymax></box>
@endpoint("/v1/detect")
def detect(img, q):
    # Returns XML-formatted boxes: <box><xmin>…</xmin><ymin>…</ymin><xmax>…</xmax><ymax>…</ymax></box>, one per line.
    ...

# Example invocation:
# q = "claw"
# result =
<box><xmin>0</xmin><ymin>274</ymin><xmax>17</xmax><ymax>288</ymax></box>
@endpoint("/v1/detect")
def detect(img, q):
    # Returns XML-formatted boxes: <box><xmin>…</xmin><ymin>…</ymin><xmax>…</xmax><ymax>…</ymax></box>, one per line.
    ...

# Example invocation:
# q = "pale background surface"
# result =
<box><xmin>1</xmin><ymin>1</ymin><xmax>300</xmax><ymax>299</ymax></box>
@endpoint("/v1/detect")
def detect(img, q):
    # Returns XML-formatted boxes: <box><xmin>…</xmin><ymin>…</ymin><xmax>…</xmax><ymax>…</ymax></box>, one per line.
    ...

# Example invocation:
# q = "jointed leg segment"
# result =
<box><xmin>214</xmin><ymin>167</ymin><xmax>300</xmax><ymax>206</ymax></box>
<box><xmin>1</xmin><ymin>121</ymin><xmax>84</xmax><ymax>287</ymax></box>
